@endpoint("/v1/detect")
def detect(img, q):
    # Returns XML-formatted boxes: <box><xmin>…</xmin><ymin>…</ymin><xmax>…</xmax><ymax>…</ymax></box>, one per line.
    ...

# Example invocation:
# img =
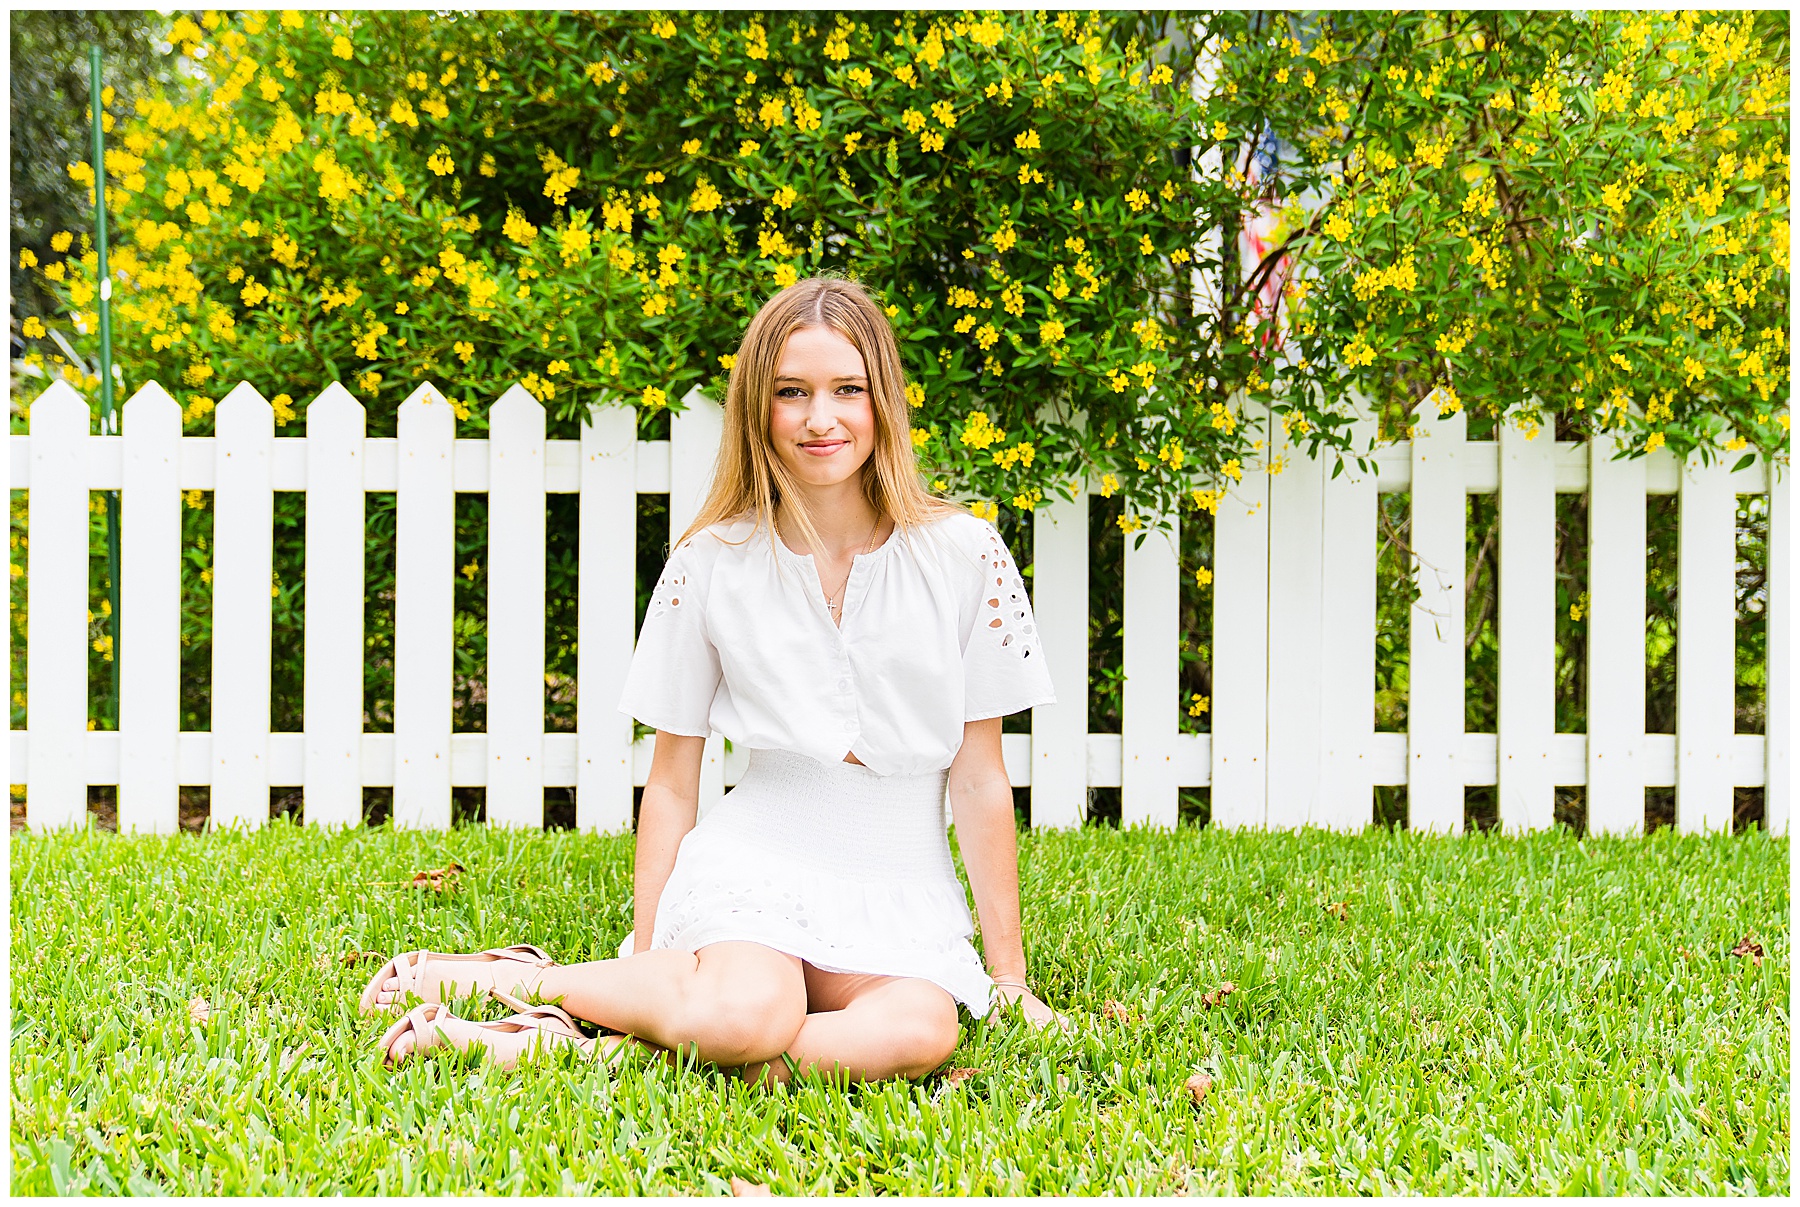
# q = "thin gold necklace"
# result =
<box><xmin>781</xmin><ymin>512</ymin><xmax>882</xmax><ymax>617</ymax></box>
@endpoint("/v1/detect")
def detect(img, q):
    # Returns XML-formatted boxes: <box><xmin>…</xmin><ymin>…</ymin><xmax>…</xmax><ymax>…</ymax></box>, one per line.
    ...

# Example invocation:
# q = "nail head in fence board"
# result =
<box><xmin>1212</xmin><ymin>397</ymin><xmax>1270</xmax><ymax>829</ymax></box>
<box><xmin>1319</xmin><ymin>405</ymin><xmax>1379</xmax><ymax>831</ymax></box>
<box><xmin>1586</xmin><ymin>433</ymin><xmax>1647</xmax><ymax>834</ymax></box>
<box><xmin>25</xmin><ymin>381</ymin><xmax>91</xmax><ymax>829</ymax></box>
<box><xmin>1031</xmin><ymin>483</ymin><xmax>1088</xmax><ymax>829</ymax></box>
<box><xmin>1265</xmin><ymin>408</ymin><xmax>1325</xmax><ymax>830</ymax></box>
<box><xmin>487</xmin><ymin>384</ymin><xmax>548</xmax><ymax>829</ymax></box>
<box><xmin>119</xmin><ymin>382</ymin><xmax>183</xmax><ymax>834</ymax></box>
<box><xmin>670</xmin><ymin>387</ymin><xmax>725</xmax><ymax>818</ymax></box>
<box><xmin>1497</xmin><ymin>415</ymin><xmax>1556</xmax><ymax>833</ymax></box>
<box><xmin>579</xmin><ymin>399</ymin><xmax>639</xmax><ymax>833</ymax></box>
<box><xmin>211</xmin><ymin>382</ymin><xmax>275</xmax><ymax>829</ymax></box>
<box><xmin>1675</xmin><ymin>450</ymin><xmax>1736</xmax><ymax>833</ymax></box>
<box><xmin>1407</xmin><ymin>393</ymin><xmax>1466</xmax><ymax>834</ymax></box>
<box><xmin>1767</xmin><ymin>466</ymin><xmax>1789</xmax><ymax>837</ymax></box>
<box><xmin>1122</xmin><ymin>508</ymin><xmax>1179</xmax><ymax>830</ymax></box>
<box><xmin>394</xmin><ymin>384</ymin><xmax>456</xmax><ymax>829</ymax></box>
<box><xmin>302</xmin><ymin>382</ymin><xmax>366</xmax><ymax>828</ymax></box>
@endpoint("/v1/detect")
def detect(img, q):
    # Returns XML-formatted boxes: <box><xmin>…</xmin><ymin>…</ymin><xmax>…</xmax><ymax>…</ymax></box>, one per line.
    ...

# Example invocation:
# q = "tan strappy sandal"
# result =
<box><xmin>358</xmin><ymin>943</ymin><xmax>556</xmax><ymax>1016</ymax></box>
<box><xmin>377</xmin><ymin>1000</ymin><xmax>592</xmax><ymax>1069</ymax></box>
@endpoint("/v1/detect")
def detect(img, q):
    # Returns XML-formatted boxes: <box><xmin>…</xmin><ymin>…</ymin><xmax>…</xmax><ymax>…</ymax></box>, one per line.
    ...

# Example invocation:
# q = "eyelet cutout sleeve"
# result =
<box><xmin>617</xmin><ymin>542</ymin><xmax>723</xmax><ymax>737</ymax></box>
<box><xmin>961</xmin><ymin>521</ymin><xmax>1057</xmax><ymax>722</ymax></box>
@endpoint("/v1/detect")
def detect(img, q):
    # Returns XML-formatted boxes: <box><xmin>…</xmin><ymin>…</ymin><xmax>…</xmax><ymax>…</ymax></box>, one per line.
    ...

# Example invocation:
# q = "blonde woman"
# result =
<box><xmin>364</xmin><ymin>276</ymin><xmax>1065</xmax><ymax>1084</ymax></box>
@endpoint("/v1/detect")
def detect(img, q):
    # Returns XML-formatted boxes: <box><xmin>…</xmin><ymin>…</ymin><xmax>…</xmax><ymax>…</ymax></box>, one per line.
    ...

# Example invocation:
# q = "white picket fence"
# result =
<box><xmin>7</xmin><ymin>377</ymin><xmax>1789</xmax><ymax>837</ymax></box>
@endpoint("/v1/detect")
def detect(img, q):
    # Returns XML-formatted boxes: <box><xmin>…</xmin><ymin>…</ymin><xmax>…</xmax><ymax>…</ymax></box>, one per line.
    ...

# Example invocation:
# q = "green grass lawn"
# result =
<box><xmin>9</xmin><ymin>819</ymin><xmax>1789</xmax><ymax>1195</ymax></box>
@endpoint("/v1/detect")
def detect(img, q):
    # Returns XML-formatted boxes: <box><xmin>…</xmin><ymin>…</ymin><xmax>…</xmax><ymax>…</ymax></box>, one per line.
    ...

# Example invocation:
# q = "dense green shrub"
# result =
<box><xmin>10</xmin><ymin>11</ymin><xmax>1787</xmax><ymax>787</ymax></box>
<box><xmin>1202</xmin><ymin>9</ymin><xmax>1789</xmax><ymax>463</ymax></box>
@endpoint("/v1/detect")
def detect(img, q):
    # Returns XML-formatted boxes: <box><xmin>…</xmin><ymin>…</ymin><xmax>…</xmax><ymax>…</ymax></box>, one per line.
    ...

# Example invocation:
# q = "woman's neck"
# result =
<box><xmin>776</xmin><ymin>485</ymin><xmax>885</xmax><ymax>559</ymax></box>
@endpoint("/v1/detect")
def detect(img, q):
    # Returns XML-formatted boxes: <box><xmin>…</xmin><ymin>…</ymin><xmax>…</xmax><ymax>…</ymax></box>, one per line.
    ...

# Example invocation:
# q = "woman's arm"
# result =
<box><xmin>631</xmin><ymin>730</ymin><xmax>706</xmax><ymax>954</ymax></box>
<box><xmin>947</xmin><ymin>716</ymin><xmax>1066</xmax><ymax>1029</ymax></box>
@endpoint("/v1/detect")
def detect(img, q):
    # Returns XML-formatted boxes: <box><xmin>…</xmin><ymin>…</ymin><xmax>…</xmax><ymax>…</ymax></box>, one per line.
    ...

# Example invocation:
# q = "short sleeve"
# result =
<box><xmin>961</xmin><ymin>521</ymin><xmax>1057</xmax><ymax>722</ymax></box>
<box><xmin>617</xmin><ymin>543</ymin><xmax>723</xmax><ymax>737</ymax></box>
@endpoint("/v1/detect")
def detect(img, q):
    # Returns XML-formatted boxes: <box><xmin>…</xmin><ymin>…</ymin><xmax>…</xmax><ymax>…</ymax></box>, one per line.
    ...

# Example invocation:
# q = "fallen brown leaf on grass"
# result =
<box><xmin>1730</xmin><ymin>935</ymin><xmax>1765</xmax><ymax>966</ymax></box>
<box><xmin>1200</xmin><ymin>981</ymin><xmax>1238</xmax><ymax>1009</ymax></box>
<box><xmin>1324</xmin><ymin>901</ymin><xmax>1349</xmax><ymax>921</ymax></box>
<box><xmin>279</xmin><ymin>1041</ymin><xmax>312</xmax><ymax>1073</ymax></box>
<box><xmin>730</xmin><ymin>1176</ymin><xmax>772</xmax><ymax>1197</ymax></box>
<box><xmin>1183</xmin><ymin>1072</ymin><xmax>1213</xmax><ymax>1105</ymax></box>
<box><xmin>1676</xmin><ymin>946</ymin><xmax>1696</xmax><ymax>960</ymax></box>
<box><xmin>1102</xmin><ymin>1000</ymin><xmax>1139</xmax><ymax>1024</ymax></box>
<box><xmin>369</xmin><ymin>862</ymin><xmax>466</xmax><ymax>891</ymax></box>
<box><xmin>315</xmin><ymin>949</ymin><xmax>381</xmax><ymax>972</ymax></box>
<box><xmin>188</xmin><ymin>995</ymin><xmax>210</xmax><ymax>1026</ymax></box>
<box><xmin>944</xmin><ymin>1066</ymin><xmax>981</xmax><ymax>1086</ymax></box>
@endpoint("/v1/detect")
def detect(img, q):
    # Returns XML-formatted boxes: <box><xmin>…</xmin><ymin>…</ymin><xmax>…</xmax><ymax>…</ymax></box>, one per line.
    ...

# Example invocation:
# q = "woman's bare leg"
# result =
<box><xmin>520</xmin><ymin>941</ymin><xmax>808</xmax><ymax>1069</ymax></box>
<box><xmin>741</xmin><ymin>968</ymin><xmax>960</xmax><ymax>1087</ymax></box>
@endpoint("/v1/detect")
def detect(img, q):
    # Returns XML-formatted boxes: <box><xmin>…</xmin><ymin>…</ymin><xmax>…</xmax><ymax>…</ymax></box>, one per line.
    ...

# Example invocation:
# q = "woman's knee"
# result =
<box><xmin>888</xmin><ymin>985</ymin><xmax>960</xmax><ymax>1077</ymax></box>
<box><xmin>680</xmin><ymin>946</ymin><xmax>806</xmax><ymax>1064</ymax></box>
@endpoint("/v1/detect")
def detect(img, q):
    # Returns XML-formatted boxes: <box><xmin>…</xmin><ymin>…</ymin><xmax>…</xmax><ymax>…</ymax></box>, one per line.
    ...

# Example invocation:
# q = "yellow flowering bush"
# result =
<box><xmin>20</xmin><ymin>8</ymin><xmax>1230</xmax><ymax>530</ymax></box>
<box><xmin>1207</xmin><ymin>9</ymin><xmax>1789</xmax><ymax>467</ymax></box>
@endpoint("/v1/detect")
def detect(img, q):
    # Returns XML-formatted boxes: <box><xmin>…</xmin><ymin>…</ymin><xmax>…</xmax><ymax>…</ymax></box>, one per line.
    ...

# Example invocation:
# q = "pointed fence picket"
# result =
<box><xmin>7</xmin><ymin>377</ymin><xmax>1786</xmax><ymax>840</ymax></box>
<box><xmin>487</xmin><ymin>384</ymin><xmax>547</xmax><ymax>829</ymax></box>
<box><xmin>1587</xmin><ymin>432</ymin><xmax>1648</xmax><ymax>834</ymax></box>
<box><xmin>118</xmin><ymin>382</ymin><xmax>182</xmax><ymax>834</ymax></box>
<box><xmin>301</xmin><ymin>383</ymin><xmax>365</xmax><ymax>829</ymax></box>
<box><xmin>1497</xmin><ymin>416</ymin><xmax>1556</xmax><ymax>834</ymax></box>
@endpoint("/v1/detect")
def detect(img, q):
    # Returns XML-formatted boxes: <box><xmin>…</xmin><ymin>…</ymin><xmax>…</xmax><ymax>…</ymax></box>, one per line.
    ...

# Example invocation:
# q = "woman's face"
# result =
<box><xmin>768</xmin><ymin>324</ymin><xmax>878</xmax><ymax>492</ymax></box>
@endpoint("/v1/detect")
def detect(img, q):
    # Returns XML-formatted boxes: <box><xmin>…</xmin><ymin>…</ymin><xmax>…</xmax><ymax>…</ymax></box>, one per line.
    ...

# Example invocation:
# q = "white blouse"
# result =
<box><xmin>617</xmin><ymin>509</ymin><xmax>1057</xmax><ymax>776</ymax></box>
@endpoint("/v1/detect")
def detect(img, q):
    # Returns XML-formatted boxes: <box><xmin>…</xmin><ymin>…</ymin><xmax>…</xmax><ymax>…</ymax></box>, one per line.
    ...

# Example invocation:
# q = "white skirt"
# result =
<box><xmin>648</xmin><ymin>746</ymin><xmax>995</xmax><ymax>1015</ymax></box>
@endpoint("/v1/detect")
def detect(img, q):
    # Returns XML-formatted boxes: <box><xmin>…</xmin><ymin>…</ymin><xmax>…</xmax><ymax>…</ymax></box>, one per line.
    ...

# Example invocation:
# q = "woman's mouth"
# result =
<box><xmin>800</xmin><ymin>440</ymin><xmax>847</xmax><ymax>456</ymax></box>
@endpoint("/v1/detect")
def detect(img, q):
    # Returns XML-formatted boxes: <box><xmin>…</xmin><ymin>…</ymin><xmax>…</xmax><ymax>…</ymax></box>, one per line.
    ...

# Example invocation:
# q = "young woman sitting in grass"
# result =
<box><xmin>363</xmin><ymin>275</ymin><xmax>1067</xmax><ymax>1084</ymax></box>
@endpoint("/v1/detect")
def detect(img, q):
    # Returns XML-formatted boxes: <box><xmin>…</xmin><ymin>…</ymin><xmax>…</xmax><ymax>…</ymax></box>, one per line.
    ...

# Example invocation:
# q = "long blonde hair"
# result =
<box><xmin>673</xmin><ymin>273</ymin><xmax>967</xmax><ymax>557</ymax></box>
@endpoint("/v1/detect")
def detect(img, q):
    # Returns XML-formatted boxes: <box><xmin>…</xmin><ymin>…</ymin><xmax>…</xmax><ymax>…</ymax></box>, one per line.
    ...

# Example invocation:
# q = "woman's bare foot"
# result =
<box><xmin>380</xmin><ymin>1003</ymin><xmax>629</xmax><ymax>1071</ymax></box>
<box><xmin>363</xmin><ymin>946</ymin><xmax>555</xmax><ymax>1014</ymax></box>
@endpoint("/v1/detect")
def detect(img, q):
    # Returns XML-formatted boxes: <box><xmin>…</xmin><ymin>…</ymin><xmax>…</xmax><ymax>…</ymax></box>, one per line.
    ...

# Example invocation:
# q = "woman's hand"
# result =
<box><xmin>992</xmin><ymin>981</ymin><xmax>1074</xmax><ymax>1034</ymax></box>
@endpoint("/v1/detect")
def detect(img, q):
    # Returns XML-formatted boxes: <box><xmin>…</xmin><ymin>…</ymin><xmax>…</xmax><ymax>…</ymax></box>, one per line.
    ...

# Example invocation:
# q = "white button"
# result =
<box><xmin>837</xmin><ymin>679</ymin><xmax>850</xmax><ymax>691</ymax></box>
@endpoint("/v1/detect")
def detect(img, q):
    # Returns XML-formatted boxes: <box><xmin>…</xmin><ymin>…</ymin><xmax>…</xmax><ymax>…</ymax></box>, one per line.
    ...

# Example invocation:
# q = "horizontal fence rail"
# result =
<box><xmin>7</xmin><ymin>378</ymin><xmax>1789</xmax><ymax>837</ymax></box>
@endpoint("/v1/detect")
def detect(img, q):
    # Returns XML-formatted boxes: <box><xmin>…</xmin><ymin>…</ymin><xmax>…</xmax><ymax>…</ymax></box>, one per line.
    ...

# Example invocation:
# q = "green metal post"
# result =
<box><xmin>91</xmin><ymin>45</ymin><xmax>122</xmax><ymax>724</ymax></box>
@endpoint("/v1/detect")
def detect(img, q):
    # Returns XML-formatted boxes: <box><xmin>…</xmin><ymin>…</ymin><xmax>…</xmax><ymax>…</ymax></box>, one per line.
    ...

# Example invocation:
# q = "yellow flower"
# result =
<box><xmin>718</xmin><ymin>353</ymin><xmax>737</xmax><ymax>370</ymax></box>
<box><xmin>970</xmin><ymin>500</ymin><xmax>999</xmax><ymax>522</ymax></box>
<box><xmin>19</xmin><ymin>249</ymin><xmax>37</xmax><ymax>268</ymax></box>
<box><xmin>503</xmin><ymin>209</ymin><xmax>538</xmax><ymax>244</ymax></box>
<box><xmin>641</xmin><ymin>385</ymin><xmax>667</xmax><ymax>410</ymax></box>
<box><xmin>426</xmin><ymin>147</ymin><xmax>455</xmax><ymax>176</ymax></box>
<box><xmin>772</xmin><ymin>264</ymin><xmax>799</xmax><ymax>288</ymax></box>
<box><xmin>332</xmin><ymin>35</ymin><xmax>353</xmax><ymax>59</ymax></box>
<box><xmin>906</xmin><ymin>382</ymin><xmax>926</xmax><ymax>408</ymax></box>
<box><xmin>1099</xmin><ymin>473</ymin><xmax>1118</xmax><ymax>498</ymax></box>
<box><xmin>1212</xmin><ymin>121</ymin><xmax>1230</xmax><ymax>141</ymax></box>
<box><xmin>1014</xmin><ymin>128</ymin><xmax>1040</xmax><ymax>152</ymax></box>
<box><xmin>1194</xmin><ymin>566</ymin><xmax>1214</xmax><ymax>588</ymax></box>
<box><xmin>21</xmin><ymin>316</ymin><xmax>45</xmax><ymax>338</ymax></box>
<box><xmin>454</xmin><ymin>340</ymin><xmax>474</xmax><ymax>363</ymax></box>
<box><xmin>1038</xmin><ymin>319</ymin><xmax>1065</xmax><ymax>345</ymax></box>
<box><xmin>558</xmin><ymin>224</ymin><xmax>593</xmax><ymax>264</ymax></box>
<box><xmin>547</xmin><ymin>359</ymin><xmax>570</xmax><ymax>375</ymax></box>
<box><xmin>911</xmin><ymin>427</ymin><xmax>930</xmax><ymax>449</ymax></box>
<box><xmin>1187</xmin><ymin>694</ymin><xmax>1210</xmax><ymax>717</ymax></box>
<box><xmin>240</xmin><ymin>279</ymin><xmax>269</xmax><ymax>306</ymax></box>
<box><xmin>739</xmin><ymin>140</ymin><xmax>761</xmax><ymax>157</ymax></box>
<box><xmin>50</xmin><ymin>231</ymin><xmax>73</xmax><ymax>252</ymax></box>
